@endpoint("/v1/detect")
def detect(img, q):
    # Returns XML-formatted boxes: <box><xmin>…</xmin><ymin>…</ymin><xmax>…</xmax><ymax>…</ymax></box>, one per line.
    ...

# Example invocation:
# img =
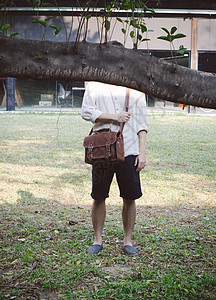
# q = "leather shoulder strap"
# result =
<box><xmin>125</xmin><ymin>88</ymin><xmax>130</xmax><ymax>112</ymax></box>
<box><xmin>120</xmin><ymin>88</ymin><xmax>130</xmax><ymax>135</ymax></box>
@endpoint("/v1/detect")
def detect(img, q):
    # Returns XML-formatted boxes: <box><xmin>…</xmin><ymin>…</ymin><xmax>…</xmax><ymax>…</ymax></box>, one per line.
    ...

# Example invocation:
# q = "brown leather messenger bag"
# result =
<box><xmin>83</xmin><ymin>88</ymin><xmax>130</xmax><ymax>165</ymax></box>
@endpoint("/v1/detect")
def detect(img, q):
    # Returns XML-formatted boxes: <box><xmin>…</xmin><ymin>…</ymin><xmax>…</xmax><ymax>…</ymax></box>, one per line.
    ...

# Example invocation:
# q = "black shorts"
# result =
<box><xmin>91</xmin><ymin>155</ymin><xmax>142</xmax><ymax>201</ymax></box>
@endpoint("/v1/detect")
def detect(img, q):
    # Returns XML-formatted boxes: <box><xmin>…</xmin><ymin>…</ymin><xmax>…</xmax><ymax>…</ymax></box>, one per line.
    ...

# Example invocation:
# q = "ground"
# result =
<box><xmin>0</xmin><ymin>113</ymin><xmax>215</xmax><ymax>299</ymax></box>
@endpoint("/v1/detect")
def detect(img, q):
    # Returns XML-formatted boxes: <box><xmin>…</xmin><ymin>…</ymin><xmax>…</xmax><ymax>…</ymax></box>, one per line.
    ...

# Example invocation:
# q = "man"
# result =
<box><xmin>81</xmin><ymin>81</ymin><xmax>147</xmax><ymax>255</ymax></box>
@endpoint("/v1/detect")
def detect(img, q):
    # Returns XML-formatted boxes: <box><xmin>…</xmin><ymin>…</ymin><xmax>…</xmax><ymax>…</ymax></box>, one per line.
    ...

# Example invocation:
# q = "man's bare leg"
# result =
<box><xmin>92</xmin><ymin>199</ymin><xmax>106</xmax><ymax>245</ymax></box>
<box><xmin>122</xmin><ymin>199</ymin><xmax>136</xmax><ymax>246</ymax></box>
<box><xmin>122</xmin><ymin>199</ymin><xmax>138</xmax><ymax>255</ymax></box>
<box><xmin>87</xmin><ymin>199</ymin><xmax>106</xmax><ymax>254</ymax></box>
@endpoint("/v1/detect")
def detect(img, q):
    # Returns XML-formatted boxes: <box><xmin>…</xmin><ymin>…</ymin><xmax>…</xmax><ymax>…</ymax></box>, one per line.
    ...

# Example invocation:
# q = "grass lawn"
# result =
<box><xmin>0</xmin><ymin>113</ymin><xmax>215</xmax><ymax>299</ymax></box>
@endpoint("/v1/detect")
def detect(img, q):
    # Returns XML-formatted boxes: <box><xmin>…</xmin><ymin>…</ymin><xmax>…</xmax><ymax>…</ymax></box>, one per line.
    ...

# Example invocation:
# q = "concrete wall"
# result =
<box><xmin>198</xmin><ymin>19</ymin><xmax>216</xmax><ymax>50</ymax></box>
<box><xmin>13</xmin><ymin>15</ymin><xmax>216</xmax><ymax>51</ymax></box>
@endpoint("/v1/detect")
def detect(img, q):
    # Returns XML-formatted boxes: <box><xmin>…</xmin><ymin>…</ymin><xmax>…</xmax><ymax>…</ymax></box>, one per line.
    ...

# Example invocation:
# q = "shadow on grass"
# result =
<box><xmin>0</xmin><ymin>190</ymin><xmax>215</xmax><ymax>299</ymax></box>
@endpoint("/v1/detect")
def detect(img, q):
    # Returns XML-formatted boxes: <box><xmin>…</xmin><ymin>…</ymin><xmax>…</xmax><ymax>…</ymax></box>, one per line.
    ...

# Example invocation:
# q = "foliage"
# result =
<box><xmin>0</xmin><ymin>0</ymin><xmax>186</xmax><ymax>51</ymax></box>
<box><xmin>176</xmin><ymin>44</ymin><xmax>187</xmax><ymax>56</ymax></box>
<box><xmin>26</xmin><ymin>0</ymin><xmax>53</xmax><ymax>7</ymax></box>
<box><xmin>32</xmin><ymin>16</ymin><xmax>61</xmax><ymax>40</ymax></box>
<box><xmin>0</xmin><ymin>2</ymin><xmax>19</xmax><ymax>37</ymax></box>
<box><xmin>157</xmin><ymin>26</ymin><xmax>187</xmax><ymax>60</ymax></box>
<box><xmin>158</xmin><ymin>26</ymin><xmax>186</xmax><ymax>43</ymax></box>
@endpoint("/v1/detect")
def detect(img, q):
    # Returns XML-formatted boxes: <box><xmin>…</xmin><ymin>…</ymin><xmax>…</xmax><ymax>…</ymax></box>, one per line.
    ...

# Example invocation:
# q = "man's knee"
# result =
<box><xmin>123</xmin><ymin>198</ymin><xmax>136</xmax><ymax>207</ymax></box>
<box><xmin>93</xmin><ymin>199</ymin><xmax>106</xmax><ymax>206</ymax></box>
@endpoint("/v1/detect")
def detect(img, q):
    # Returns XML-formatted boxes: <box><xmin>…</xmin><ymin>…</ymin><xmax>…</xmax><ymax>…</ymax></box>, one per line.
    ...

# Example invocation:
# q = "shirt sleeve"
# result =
<box><xmin>136</xmin><ymin>92</ymin><xmax>148</xmax><ymax>134</ymax></box>
<box><xmin>81</xmin><ymin>82</ymin><xmax>103</xmax><ymax>123</ymax></box>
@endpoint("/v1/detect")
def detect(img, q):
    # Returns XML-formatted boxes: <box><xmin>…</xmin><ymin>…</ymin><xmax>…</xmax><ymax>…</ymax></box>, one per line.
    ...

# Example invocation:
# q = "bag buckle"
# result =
<box><xmin>106</xmin><ymin>140</ymin><xmax>111</xmax><ymax>158</ymax></box>
<box><xmin>88</xmin><ymin>143</ymin><xmax>94</xmax><ymax>160</ymax></box>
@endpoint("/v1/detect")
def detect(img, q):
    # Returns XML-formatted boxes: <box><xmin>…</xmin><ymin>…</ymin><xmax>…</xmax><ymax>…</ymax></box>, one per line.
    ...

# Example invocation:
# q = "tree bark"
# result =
<box><xmin>0</xmin><ymin>37</ymin><xmax>215</xmax><ymax>109</ymax></box>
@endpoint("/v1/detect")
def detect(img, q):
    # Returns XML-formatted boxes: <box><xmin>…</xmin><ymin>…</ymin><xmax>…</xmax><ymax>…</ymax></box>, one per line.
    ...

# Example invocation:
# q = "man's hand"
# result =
<box><xmin>135</xmin><ymin>130</ymin><xmax>147</xmax><ymax>172</ymax></box>
<box><xmin>116</xmin><ymin>111</ymin><xmax>131</xmax><ymax>123</ymax></box>
<box><xmin>134</xmin><ymin>154</ymin><xmax>146</xmax><ymax>172</ymax></box>
<box><xmin>96</xmin><ymin>110</ymin><xmax>130</xmax><ymax>123</ymax></box>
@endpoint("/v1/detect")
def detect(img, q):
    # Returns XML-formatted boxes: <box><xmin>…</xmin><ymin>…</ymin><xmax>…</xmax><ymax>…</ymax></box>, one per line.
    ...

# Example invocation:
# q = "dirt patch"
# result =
<box><xmin>136</xmin><ymin>204</ymin><xmax>211</xmax><ymax>222</ymax></box>
<box><xmin>101</xmin><ymin>265</ymin><xmax>132</xmax><ymax>277</ymax></box>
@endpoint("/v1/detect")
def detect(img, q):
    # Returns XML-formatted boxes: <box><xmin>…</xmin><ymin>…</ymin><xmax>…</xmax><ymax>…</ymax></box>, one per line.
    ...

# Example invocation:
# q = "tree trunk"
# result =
<box><xmin>0</xmin><ymin>37</ymin><xmax>215</xmax><ymax>109</ymax></box>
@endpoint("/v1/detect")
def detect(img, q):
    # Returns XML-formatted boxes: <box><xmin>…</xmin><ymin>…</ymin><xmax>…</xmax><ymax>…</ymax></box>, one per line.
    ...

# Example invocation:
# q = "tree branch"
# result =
<box><xmin>0</xmin><ymin>37</ymin><xmax>215</xmax><ymax>109</ymax></box>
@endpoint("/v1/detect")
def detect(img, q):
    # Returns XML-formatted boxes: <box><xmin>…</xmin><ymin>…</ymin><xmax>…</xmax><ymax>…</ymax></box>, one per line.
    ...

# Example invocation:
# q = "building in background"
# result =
<box><xmin>0</xmin><ymin>0</ymin><xmax>216</xmax><ymax>112</ymax></box>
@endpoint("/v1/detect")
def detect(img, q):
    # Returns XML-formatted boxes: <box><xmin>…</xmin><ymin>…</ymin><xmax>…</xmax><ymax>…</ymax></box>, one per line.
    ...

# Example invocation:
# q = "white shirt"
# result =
<box><xmin>81</xmin><ymin>82</ymin><xmax>148</xmax><ymax>157</ymax></box>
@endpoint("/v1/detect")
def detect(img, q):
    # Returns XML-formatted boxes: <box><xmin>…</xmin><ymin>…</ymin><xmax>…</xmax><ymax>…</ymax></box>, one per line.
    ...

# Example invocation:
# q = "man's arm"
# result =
<box><xmin>134</xmin><ymin>130</ymin><xmax>147</xmax><ymax>172</ymax></box>
<box><xmin>96</xmin><ymin>111</ymin><xmax>131</xmax><ymax>123</ymax></box>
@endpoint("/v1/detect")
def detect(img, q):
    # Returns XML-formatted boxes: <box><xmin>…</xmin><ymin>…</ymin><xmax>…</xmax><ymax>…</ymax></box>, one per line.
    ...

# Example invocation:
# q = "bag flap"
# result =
<box><xmin>83</xmin><ymin>132</ymin><xmax>118</xmax><ymax>148</ymax></box>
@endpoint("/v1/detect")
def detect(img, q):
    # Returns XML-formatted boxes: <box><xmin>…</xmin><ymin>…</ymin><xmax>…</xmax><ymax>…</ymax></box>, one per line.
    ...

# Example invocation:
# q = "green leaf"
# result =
<box><xmin>173</xmin><ymin>33</ymin><xmax>186</xmax><ymax>39</ymax></box>
<box><xmin>179</xmin><ymin>44</ymin><xmax>185</xmax><ymax>49</ymax></box>
<box><xmin>147</xmin><ymin>7</ymin><xmax>155</xmax><ymax>13</ymax></box>
<box><xmin>105</xmin><ymin>20</ymin><xmax>110</xmax><ymax>32</ymax></box>
<box><xmin>33</xmin><ymin>0</ymin><xmax>41</xmax><ymax>7</ymax></box>
<box><xmin>143</xmin><ymin>4</ymin><xmax>155</xmax><ymax>14</ymax></box>
<box><xmin>32</xmin><ymin>19</ymin><xmax>47</xmax><ymax>27</ymax></box>
<box><xmin>130</xmin><ymin>18</ymin><xmax>139</xmax><ymax>29</ymax></box>
<box><xmin>122</xmin><ymin>2</ymin><xmax>131</xmax><ymax>10</ymax></box>
<box><xmin>49</xmin><ymin>25</ymin><xmax>61</xmax><ymax>36</ymax></box>
<box><xmin>45</xmin><ymin>16</ymin><xmax>53</xmax><ymax>22</ymax></box>
<box><xmin>41</xmin><ymin>2</ymin><xmax>53</xmax><ymax>7</ymax></box>
<box><xmin>170</xmin><ymin>35</ymin><xmax>175</xmax><ymax>42</ymax></box>
<box><xmin>176</xmin><ymin>50</ymin><xmax>184</xmax><ymax>55</ymax></box>
<box><xmin>157</xmin><ymin>36</ymin><xmax>171</xmax><ymax>42</ymax></box>
<box><xmin>2</xmin><ymin>24</ymin><xmax>10</xmax><ymax>31</ymax></box>
<box><xmin>86</xmin><ymin>14</ymin><xmax>92</xmax><ymax>20</ymax></box>
<box><xmin>121</xmin><ymin>28</ymin><xmax>126</xmax><ymax>34</ymax></box>
<box><xmin>107</xmin><ymin>4</ymin><xmax>111</xmax><ymax>11</ymax></box>
<box><xmin>143</xmin><ymin>4</ymin><xmax>148</xmax><ymax>12</ymax></box>
<box><xmin>10</xmin><ymin>32</ymin><xmax>20</xmax><ymax>37</ymax></box>
<box><xmin>111</xmin><ymin>1</ymin><xmax>118</xmax><ymax>9</ymax></box>
<box><xmin>161</xmin><ymin>27</ymin><xmax>170</xmax><ymax>35</ymax></box>
<box><xmin>116</xmin><ymin>17</ymin><xmax>123</xmax><ymax>23</ymax></box>
<box><xmin>141</xmin><ymin>38</ymin><xmax>151</xmax><ymax>42</ymax></box>
<box><xmin>175</xmin><ymin>45</ymin><xmax>187</xmax><ymax>55</ymax></box>
<box><xmin>130</xmin><ymin>31</ymin><xmax>135</xmax><ymax>38</ymax></box>
<box><xmin>140</xmin><ymin>24</ymin><xmax>147</xmax><ymax>33</ymax></box>
<box><xmin>136</xmin><ymin>1</ymin><xmax>145</xmax><ymax>9</ymax></box>
<box><xmin>49</xmin><ymin>25</ymin><xmax>57</xmax><ymax>29</ymax></box>
<box><xmin>171</xmin><ymin>26</ymin><xmax>177</xmax><ymax>34</ymax></box>
<box><xmin>137</xmin><ymin>34</ymin><xmax>142</xmax><ymax>41</ymax></box>
<box><xmin>33</xmin><ymin>55</ymin><xmax>42</xmax><ymax>59</ymax></box>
